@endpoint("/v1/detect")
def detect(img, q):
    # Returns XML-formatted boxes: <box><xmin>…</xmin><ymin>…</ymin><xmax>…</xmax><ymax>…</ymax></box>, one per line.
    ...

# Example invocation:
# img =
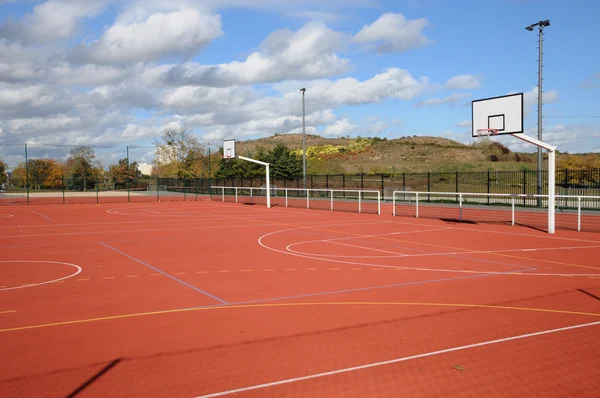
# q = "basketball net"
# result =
<box><xmin>476</xmin><ymin>128</ymin><xmax>499</xmax><ymax>137</ymax></box>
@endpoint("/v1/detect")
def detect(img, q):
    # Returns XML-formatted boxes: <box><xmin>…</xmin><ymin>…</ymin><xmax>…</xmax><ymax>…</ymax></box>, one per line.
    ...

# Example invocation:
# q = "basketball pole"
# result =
<box><xmin>238</xmin><ymin>155</ymin><xmax>271</xmax><ymax>208</ymax></box>
<box><xmin>511</xmin><ymin>133</ymin><xmax>556</xmax><ymax>234</ymax></box>
<box><xmin>526</xmin><ymin>20</ymin><xmax>550</xmax><ymax>206</ymax></box>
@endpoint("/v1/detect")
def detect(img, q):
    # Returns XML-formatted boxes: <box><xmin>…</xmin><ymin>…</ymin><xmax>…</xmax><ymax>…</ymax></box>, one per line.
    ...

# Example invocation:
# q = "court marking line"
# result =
<box><xmin>0</xmin><ymin>214</ymin><xmax>14</xmax><ymax>219</ymax></box>
<box><xmin>99</xmin><ymin>242</ymin><xmax>228</xmax><ymax>304</ymax></box>
<box><xmin>194</xmin><ymin>319</ymin><xmax>600</xmax><ymax>398</ymax></box>
<box><xmin>0</xmin><ymin>310</ymin><xmax>16</xmax><ymax>314</ymax></box>
<box><xmin>0</xmin><ymin>218</ymin><xmax>383</xmax><ymax>239</ymax></box>
<box><xmin>2</xmin><ymin>301</ymin><xmax>599</xmax><ymax>333</ymax></box>
<box><xmin>31</xmin><ymin>210</ymin><xmax>52</xmax><ymax>221</ymax></box>
<box><xmin>0</xmin><ymin>261</ymin><xmax>82</xmax><ymax>292</ymax></box>
<box><xmin>258</xmin><ymin>228</ymin><xmax>600</xmax><ymax>277</ymax></box>
<box><xmin>286</xmin><ymin>240</ymin><xmax>405</xmax><ymax>258</ymax></box>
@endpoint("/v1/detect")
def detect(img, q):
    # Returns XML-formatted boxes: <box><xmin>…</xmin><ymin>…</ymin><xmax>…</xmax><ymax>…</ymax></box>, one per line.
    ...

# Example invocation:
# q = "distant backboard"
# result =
<box><xmin>472</xmin><ymin>93</ymin><xmax>523</xmax><ymax>137</ymax></box>
<box><xmin>223</xmin><ymin>139</ymin><xmax>236</xmax><ymax>159</ymax></box>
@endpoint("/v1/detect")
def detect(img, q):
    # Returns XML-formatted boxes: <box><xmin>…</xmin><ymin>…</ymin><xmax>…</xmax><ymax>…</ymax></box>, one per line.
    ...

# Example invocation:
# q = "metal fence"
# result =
<box><xmin>212</xmin><ymin>169</ymin><xmax>600</xmax><ymax>199</ymax></box>
<box><xmin>211</xmin><ymin>186</ymin><xmax>381</xmax><ymax>215</ymax></box>
<box><xmin>392</xmin><ymin>191</ymin><xmax>600</xmax><ymax>233</ymax></box>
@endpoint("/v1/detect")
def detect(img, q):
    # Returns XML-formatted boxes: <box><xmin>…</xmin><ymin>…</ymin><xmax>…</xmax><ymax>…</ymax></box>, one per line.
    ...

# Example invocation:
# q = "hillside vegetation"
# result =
<box><xmin>233</xmin><ymin>134</ymin><xmax>589</xmax><ymax>174</ymax></box>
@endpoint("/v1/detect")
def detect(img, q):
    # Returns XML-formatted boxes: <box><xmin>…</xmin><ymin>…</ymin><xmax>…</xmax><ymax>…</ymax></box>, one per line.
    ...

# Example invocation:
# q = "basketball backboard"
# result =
<box><xmin>223</xmin><ymin>139</ymin><xmax>236</xmax><ymax>159</ymax></box>
<box><xmin>471</xmin><ymin>93</ymin><xmax>523</xmax><ymax>137</ymax></box>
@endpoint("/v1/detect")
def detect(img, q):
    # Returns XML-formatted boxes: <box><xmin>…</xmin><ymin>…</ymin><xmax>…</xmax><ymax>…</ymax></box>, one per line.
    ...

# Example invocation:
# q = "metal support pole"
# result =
<box><xmin>548</xmin><ymin>149</ymin><xmax>555</xmax><ymax>234</ymax></box>
<box><xmin>300</xmin><ymin>88</ymin><xmax>307</xmax><ymax>189</ymax></box>
<box><xmin>24</xmin><ymin>143</ymin><xmax>30</xmax><ymax>205</ymax></box>
<box><xmin>126</xmin><ymin>145</ymin><xmax>130</xmax><ymax>203</ymax></box>
<box><xmin>537</xmin><ymin>24</ymin><xmax>544</xmax><ymax>206</ymax></box>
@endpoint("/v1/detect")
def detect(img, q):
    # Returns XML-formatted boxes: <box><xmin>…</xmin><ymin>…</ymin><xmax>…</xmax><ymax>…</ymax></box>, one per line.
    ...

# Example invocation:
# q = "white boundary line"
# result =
<box><xmin>258</xmin><ymin>227</ymin><xmax>600</xmax><ymax>277</ymax></box>
<box><xmin>0</xmin><ymin>261</ymin><xmax>82</xmax><ymax>291</ymax></box>
<box><xmin>284</xmin><ymin>227</ymin><xmax>452</xmax><ymax>259</ymax></box>
<box><xmin>195</xmin><ymin>320</ymin><xmax>600</xmax><ymax>397</ymax></box>
<box><xmin>0</xmin><ymin>219</ymin><xmax>386</xmax><ymax>240</ymax></box>
<box><xmin>0</xmin><ymin>214</ymin><xmax>14</xmax><ymax>219</ymax></box>
<box><xmin>287</xmin><ymin>240</ymin><xmax>408</xmax><ymax>258</ymax></box>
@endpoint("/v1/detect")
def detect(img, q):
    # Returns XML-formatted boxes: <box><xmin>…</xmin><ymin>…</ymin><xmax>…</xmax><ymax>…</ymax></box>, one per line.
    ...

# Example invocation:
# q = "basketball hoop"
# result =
<box><xmin>476</xmin><ymin>128</ymin><xmax>500</xmax><ymax>137</ymax></box>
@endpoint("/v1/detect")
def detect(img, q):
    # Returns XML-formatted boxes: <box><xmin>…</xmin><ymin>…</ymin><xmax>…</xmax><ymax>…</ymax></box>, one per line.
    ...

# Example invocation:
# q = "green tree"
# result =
<box><xmin>0</xmin><ymin>159</ymin><xmax>8</xmax><ymax>187</ymax></box>
<box><xmin>28</xmin><ymin>159</ymin><xmax>63</xmax><ymax>189</ymax></box>
<box><xmin>65</xmin><ymin>146</ymin><xmax>102</xmax><ymax>191</ymax></box>
<box><xmin>215</xmin><ymin>144</ymin><xmax>302</xmax><ymax>180</ymax></box>
<box><xmin>262</xmin><ymin>144</ymin><xmax>303</xmax><ymax>180</ymax></box>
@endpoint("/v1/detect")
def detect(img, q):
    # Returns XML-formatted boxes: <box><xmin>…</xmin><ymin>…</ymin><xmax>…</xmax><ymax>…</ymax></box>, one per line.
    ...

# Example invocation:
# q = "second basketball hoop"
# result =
<box><xmin>223</xmin><ymin>139</ymin><xmax>236</xmax><ymax>159</ymax></box>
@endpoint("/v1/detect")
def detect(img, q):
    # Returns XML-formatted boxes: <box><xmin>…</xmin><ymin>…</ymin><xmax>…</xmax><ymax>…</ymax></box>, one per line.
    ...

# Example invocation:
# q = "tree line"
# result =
<box><xmin>6</xmin><ymin>146</ymin><xmax>142</xmax><ymax>192</ymax></box>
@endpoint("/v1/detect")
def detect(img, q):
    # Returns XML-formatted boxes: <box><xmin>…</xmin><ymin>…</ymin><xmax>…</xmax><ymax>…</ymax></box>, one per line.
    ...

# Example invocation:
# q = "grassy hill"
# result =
<box><xmin>233</xmin><ymin>134</ymin><xmax>543</xmax><ymax>174</ymax></box>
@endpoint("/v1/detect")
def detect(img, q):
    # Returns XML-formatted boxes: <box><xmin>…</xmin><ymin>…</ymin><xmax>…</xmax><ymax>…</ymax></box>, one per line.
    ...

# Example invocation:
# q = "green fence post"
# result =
<box><xmin>487</xmin><ymin>170</ymin><xmax>490</xmax><ymax>204</ymax></box>
<box><xmin>96</xmin><ymin>180</ymin><xmax>99</xmax><ymax>204</ymax></box>
<box><xmin>455</xmin><ymin>171</ymin><xmax>459</xmax><ymax>193</ymax></box>
<box><xmin>24</xmin><ymin>143</ymin><xmax>30</xmax><ymax>205</ymax></box>
<box><xmin>126</xmin><ymin>145</ymin><xmax>130</xmax><ymax>203</ymax></box>
<box><xmin>156</xmin><ymin>174</ymin><xmax>160</xmax><ymax>202</ymax></box>
<box><xmin>427</xmin><ymin>172</ymin><xmax>431</xmax><ymax>201</ymax></box>
<box><xmin>62</xmin><ymin>174</ymin><xmax>65</xmax><ymax>204</ymax></box>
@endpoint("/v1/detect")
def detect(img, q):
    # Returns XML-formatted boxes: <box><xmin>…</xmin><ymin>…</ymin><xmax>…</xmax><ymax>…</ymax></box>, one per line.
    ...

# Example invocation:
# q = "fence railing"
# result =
<box><xmin>392</xmin><ymin>191</ymin><xmax>600</xmax><ymax>233</ymax></box>
<box><xmin>210</xmin><ymin>186</ymin><xmax>381</xmax><ymax>215</ymax></box>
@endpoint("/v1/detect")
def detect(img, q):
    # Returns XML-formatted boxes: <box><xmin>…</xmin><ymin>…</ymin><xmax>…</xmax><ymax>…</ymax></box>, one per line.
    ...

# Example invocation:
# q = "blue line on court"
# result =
<box><xmin>99</xmin><ymin>242</ymin><xmax>228</xmax><ymax>304</ymax></box>
<box><xmin>31</xmin><ymin>210</ymin><xmax>52</xmax><ymax>221</ymax></box>
<box><xmin>229</xmin><ymin>273</ymin><xmax>495</xmax><ymax>306</ymax></box>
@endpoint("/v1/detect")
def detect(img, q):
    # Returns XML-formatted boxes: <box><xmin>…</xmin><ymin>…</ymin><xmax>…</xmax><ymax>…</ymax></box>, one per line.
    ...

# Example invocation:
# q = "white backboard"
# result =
<box><xmin>223</xmin><ymin>139</ymin><xmax>236</xmax><ymax>159</ymax></box>
<box><xmin>472</xmin><ymin>93</ymin><xmax>523</xmax><ymax>137</ymax></box>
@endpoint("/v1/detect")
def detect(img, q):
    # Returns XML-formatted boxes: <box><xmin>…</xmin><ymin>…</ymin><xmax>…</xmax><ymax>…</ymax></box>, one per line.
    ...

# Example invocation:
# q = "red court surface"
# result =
<box><xmin>1</xmin><ymin>201</ymin><xmax>600</xmax><ymax>397</ymax></box>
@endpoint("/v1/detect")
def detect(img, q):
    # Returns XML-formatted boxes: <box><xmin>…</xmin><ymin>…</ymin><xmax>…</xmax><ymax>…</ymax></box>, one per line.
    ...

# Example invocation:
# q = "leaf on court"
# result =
<box><xmin>452</xmin><ymin>365</ymin><xmax>465</xmax><ymax>371</ymax></box>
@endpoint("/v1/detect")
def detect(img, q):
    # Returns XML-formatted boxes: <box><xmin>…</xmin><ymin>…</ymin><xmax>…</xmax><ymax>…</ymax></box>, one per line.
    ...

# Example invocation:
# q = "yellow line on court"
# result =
<box><xmin>2</xmin><ymin>301</ymin><xmax>599</xmax><ymax>333</ymax></box>
<box><xmin>150</xmin><ymin>273</ymin><xmax>162</xmax><ymax>276</ymax></box>
<box><xmin>0</xmin><ymin>310</ymin><xmax>16</xmax><ymax>315</ymax></box>
<box><xmin>101</xmin><ymin>276</ymin><xmax>115</xmax><ymax>280</ymax></box>
<box><xmin>77</xmin><ymin>278</ymin><xmax>90</xmax><ymax>281</ymax></box>
<box><xmin>197</xmin><ymin>271</ymin><xmax>209</xmax><ymax>274</ymax></box>
<box><xmin>240</xmin><ymin>270</ymin><xmax>252</xmax><ymax>272</ymax></box>
<box><xmin>263</xmin><ymin>269</ymin><xmax>275</xmax><ymax>272</ymax></box>
<box><xmin>368</xmin><ymin>235</ymin><xmax>600</xmax><ymax>272</ymax></box>
<box><xmin>285</xmin><ymin>269</ymin><xmax>296</xmax><ymax>271</ymax></box>
<box><xmin>307</xmin><ymin>268</ymin><xmax>318</xmax><ymax>271</ymax></box>
<box><xmin>174</xmin><ymin>272</ymin><xmax>186</xmax><ymax>275</ymax></box>
<box><xmin>218</xmin><ymin>270</ymin><xmax>230</xmax><ymax>273</ymax></box>
<box><xmin>126</xmin><ymin>275</ymin><xmax>139</xmax><ymax>278</ymax></box>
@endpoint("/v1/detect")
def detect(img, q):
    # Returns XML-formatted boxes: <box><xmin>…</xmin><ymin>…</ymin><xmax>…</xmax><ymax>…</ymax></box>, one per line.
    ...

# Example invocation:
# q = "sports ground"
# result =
<box><xmin>1</xmin><ymin>200</ymin><xmax>600</xmax><ymax>397</ymax></box>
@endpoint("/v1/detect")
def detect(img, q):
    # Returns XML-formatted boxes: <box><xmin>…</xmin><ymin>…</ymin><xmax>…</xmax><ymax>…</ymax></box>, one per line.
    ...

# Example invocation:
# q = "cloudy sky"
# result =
<box><xmin>0</xmin><ymin>0</ymin><xmax>599</xmax><ymax>167</ymax></box>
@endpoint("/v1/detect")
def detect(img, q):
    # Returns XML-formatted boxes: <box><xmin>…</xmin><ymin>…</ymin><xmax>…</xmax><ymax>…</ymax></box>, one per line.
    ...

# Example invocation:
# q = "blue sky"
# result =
<box><xmin>0</xmin><ymin>0</ymin><xmax>598</xmax><ymax>167</ymax></box>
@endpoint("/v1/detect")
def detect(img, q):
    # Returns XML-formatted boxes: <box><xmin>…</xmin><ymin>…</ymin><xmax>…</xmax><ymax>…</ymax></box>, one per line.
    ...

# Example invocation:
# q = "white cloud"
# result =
<box><xmin>324</xmin><ymin>119</ymin><xmax>357</xmax><ymax>136</ymax></box>
<box><xmin>0</xmin><ymin>0</ymin><xmax>104</xmax><ymax>43</ymax></box>
<box><xmin>416</xmin><ymin>93</ymin><xmax>467</xmax><ymax>107</ymax></box>
<box><xmin>445</xmin><ymin>75</ymin><xmax>482</xmax><ymax>90</ymax></box>
<box><xmin>74</xmin><ymin>8</ymin><xmax>223</xmax><ymax>64</ymax></box>
<box><xmin>523</xmin><ymin>86</ymin><xmax>559</xmax><ymax>116</ymax></box>
<box><xmin>579</xmin><ymin>72</ymin><xmax>600</xmax><ymax>89</ymax></box>
<box><xmin>0</xmin><ymin>83</ymin><xmax>57</xmax><ymax>109</ymax></box>
<box><xmin>304</xmin><ymin>68</ymin><xmax>429</xmax><ymax>107</ymax></box>
<box><xmin>353</xmin><ymin>12</ymin><xmax>432</xmax><ymax>53</ymax></box>
<box><xmin>145</xmin><ymin>21</ymin><xmax>349</xmax><ymax>87</ymax></box>
<box><xmin>456</xmin><ymin>120</ymin><xmax>472</xmax><ymax>128</ymax></box>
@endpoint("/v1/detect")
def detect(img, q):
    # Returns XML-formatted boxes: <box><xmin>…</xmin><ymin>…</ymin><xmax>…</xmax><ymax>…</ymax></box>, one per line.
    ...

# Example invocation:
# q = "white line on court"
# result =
<box><xmin>0</xmin><ymin>214</ymin><xmax>14</xmax><ymax>219</ymax></box>
<box><xmin>0</xmin><ymin>261</ymin><xmax>82</xmax><ymax>291</ymax></box>
<box><xmin>284</xmin><ymin>227</ymin><xmax>452</xmax><ymax>258</ymax></box>
<box><xmin>31</xmin><ymin>210</ymin><xmax>52</xmax><ymax>220</ymax></box>
<box><xmin>195</xmin><ymin>320</ymin><xmax>600</xmax><ymax>397</ymax></box>
<box><xmin>287</xmin><ymin>240</ymin><xmax>408</xmax><ymax>258</ymax></box>
<box><xmin>0</xmin><ymin>219</ymin><xmax>387</xmax><ymax>240</ymax></box>
<box><xmin>258</xmin><ymin>227</ymin><xmax>600</xmax><ymax>277</ymax></box>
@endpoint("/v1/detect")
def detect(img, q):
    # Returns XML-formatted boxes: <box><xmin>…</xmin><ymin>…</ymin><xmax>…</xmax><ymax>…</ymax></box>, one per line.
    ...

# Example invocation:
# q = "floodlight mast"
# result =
<box><xmin>299</xmin><ymin>88</ymin><xmax>307</xmax><ymax>189</ymax></box>
<box><xmin>526</xmin><ymin>19</ymin><xmax>550</xmax><ymax>205</ymax></box>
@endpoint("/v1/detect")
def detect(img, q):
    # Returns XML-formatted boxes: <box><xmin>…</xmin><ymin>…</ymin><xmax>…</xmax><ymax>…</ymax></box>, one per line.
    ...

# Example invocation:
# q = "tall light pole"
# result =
<box><xmin>526</xmin><ymin>19</ymin><xmax>550</xmax><ymax>204</ymax></box>
<box><xmin>299</xmin><ymin>88</ymin><xmax>306</xmax><ymax>188</ymax></box>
